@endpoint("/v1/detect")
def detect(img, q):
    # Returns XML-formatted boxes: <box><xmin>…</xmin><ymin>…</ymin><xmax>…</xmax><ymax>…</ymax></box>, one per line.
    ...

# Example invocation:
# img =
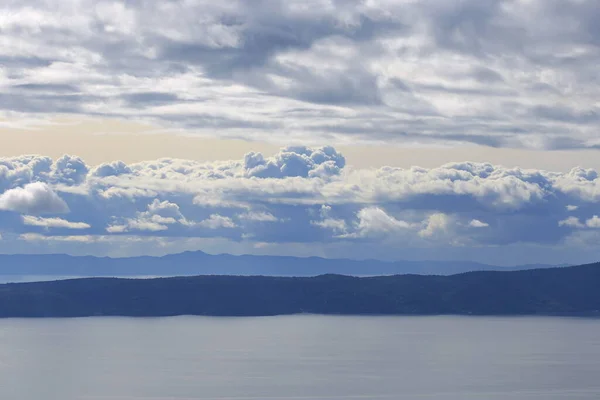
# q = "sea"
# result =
<box><xmin>0</xmin><ymin>315</ymin><xmax>599</xmax><ymax>399</ymax></box>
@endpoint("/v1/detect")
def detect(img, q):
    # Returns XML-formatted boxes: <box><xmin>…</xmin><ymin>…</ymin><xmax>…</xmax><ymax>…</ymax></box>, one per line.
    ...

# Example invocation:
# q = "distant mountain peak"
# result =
<box><xmin>0</xmin><ymin>251</ymin><xmax>562</xmax><ymax>281</ymax></box>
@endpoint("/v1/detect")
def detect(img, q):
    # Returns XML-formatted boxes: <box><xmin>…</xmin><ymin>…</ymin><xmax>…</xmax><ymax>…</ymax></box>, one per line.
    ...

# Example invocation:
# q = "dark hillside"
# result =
<box><xmin>0</xmin><ymin>263</ymin><xmax>599</xmax><ymax>317</ymax></box>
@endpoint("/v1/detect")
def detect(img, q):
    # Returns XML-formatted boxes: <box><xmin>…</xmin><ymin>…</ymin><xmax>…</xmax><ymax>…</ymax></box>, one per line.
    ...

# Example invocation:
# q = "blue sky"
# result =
<box><xmin>0</xmin><ymin>0</ymin><xmax>600</xmax><ymax>265</ymax></box>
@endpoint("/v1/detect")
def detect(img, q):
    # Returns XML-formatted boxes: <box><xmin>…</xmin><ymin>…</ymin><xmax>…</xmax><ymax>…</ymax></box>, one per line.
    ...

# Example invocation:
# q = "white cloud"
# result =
<box><xmin>2</xmin><ymin>147</ymin><xmax>600</xmax><ymax>263</ymax></box>
<box><xmin>585</xmin><ymin>216</ymin><xmax>600</xmax><ymax>229</ymax></box>
<box><xmin>19</xmin><ymin>233</ymin><xmax>97</xmax><ymax>243</ymax></box>
<box><xmin>312</xmin><ymin>218</ymin><xmax>348</xmax><ymax>234</ymax></box>
<box><xmin>237</xmin><ymin>211</ymin><xmax>279</xmax><ymax>222</ymax></box>
<box><xmin>105</xmin><ymin>224</ymin><xmax>129</xmax><ymax>233</ymax></box>
<box><xmin>0</xmin><ymin>155</ymin><xmax>53</xmax><ymax>190</ymax></box>
<box><xmin>22</xmin><ymin>215</ymin><xmax>90</xmax><ymax>229</ymax></box>
<box><xmin>244</xmin><ymin>146</ymin><xmax>345</xmax><ymax>178</ymax></box>
<box><xmin>107</xmin><ymin>220</ymin><xmax>168</xmax><ymax>233</ymax></box>
<box><xmin>52</xmin><ymin>155</ymin><xmax>89</xmax><ymax>185</ymax></box>
<box><xmin>419</xmin><ymin>213</ymin><xmax>452</xmax><ymax>239</ymax></box>
<box><xmin>469</xmin><ymin>219</ymin><xmax>489</xmax><ymax>228</ymax></box>
<box><xmin>92</xmin><ymin>160</ymin><xmax>132</xmax><ymax>177</ymax></box>
<box><xmin>146</xmin><ymin>199</ymin><xmax>187</xmax><ymax>221</ymax></box>
<box><xmin>559</xmin><ymin>217</ymin><xmax>584</xmax><ymax>228</ymax></box>
<box><xmin>198</xmin><ymin>214</ymin><xmax>236</xmax><ymax>229</ymax></box>
<box><xmin>348</xmin><ymin>207</ymin><xmax>413</xmax><ymax>238</ymax></box>
<box><xmin>0</xmin><ymin>182</ymin><xmax>69</xmax><ymax>214</ymax></box>
<box><xmin>558</xmin><ymin>215</ymin><xmax>600</xmax><ymax>230</ymax></box>
<box><xmin>105</xmin><ymin>199</ymin><xmax>191</xmax><ymax>233</ymax></box>
<box><xmin>310</xmin><ymin>204</ymin><xmax>348</xmax><ymax>234</ymax></box>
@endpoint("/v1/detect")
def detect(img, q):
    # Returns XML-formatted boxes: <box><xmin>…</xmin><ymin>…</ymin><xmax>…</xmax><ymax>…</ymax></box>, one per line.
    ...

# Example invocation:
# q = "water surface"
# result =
<box><xmin>0</xmin><ymin>315</ymin><xmax>599</xmax><ymax>399</ymax></box>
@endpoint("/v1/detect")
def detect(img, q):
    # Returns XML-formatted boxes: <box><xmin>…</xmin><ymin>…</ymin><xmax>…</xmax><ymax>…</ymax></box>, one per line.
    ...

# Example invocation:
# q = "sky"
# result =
<box><xmin>1</xmin><ymin>0</ymin><xmax>600</xmax><ymax>266</ymax></box>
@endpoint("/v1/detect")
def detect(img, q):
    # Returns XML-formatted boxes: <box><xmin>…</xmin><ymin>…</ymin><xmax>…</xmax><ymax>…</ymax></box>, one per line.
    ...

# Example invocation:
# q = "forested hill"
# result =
<box><xmin>0</xmin><ymin>263</ymin><xmax>599</xmax><ymax>318</ymax></box>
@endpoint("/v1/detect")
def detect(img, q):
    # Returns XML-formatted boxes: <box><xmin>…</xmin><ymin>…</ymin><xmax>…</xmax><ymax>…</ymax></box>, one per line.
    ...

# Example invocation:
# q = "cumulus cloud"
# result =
<box><xmin>22</xmin><ymin>215</ymin><xmax>90</xmax><ymax>230</ymax></box>
<box><xmin>346</xmin><ymin>207</ymin><xmax>413</xmax><ymax>239</ymax></box>
<box><xmin>311</xmin><ymin>205</ymin><xmax>347</xmax><ymax>234</ymax></box>
<box><xmin>146</xmin><ymin>199</ymin><xmax>187</xmax><ymax>221</ymax></box>
<box><xmin>0</xmin><ymin>182</ymin><xmax>68</xmax><ymax>214</ymax></box>
<box><xmin>2</xmin><ymin>146</ymin><xmax>600</xmax><ymax>263</ymax></box>
<box><xmin>559</xmin><ymin>217</ymin><xmax>584</xmax><ymax>228</ymax></box>
<box><xmin>92</xmin><ymin>161</ymin><xmax>132</xmax><ymax>177</ymax></box>
<box><xmin>107</xmin><ymin>220</ymin><xmax>168</xmax><ymax>233</ymax></box>
<box><xmin>312</xmin><ymin>218</ymin><xmax>347</xmax><ymax>234</ymax></box>
<box><xmin>559</xmin><ymin>215</ymin><xmax>600</xmax><ymax>230</ymax></box>
<box><xmin>244</xmin><ymin>146</ymin><xmax>345</xmax><ymax>178</ymax></box>
<box><xmin>198</xmin><ymin>215</ymin><xmax>236</xmax><ymax>229</ymax></box>
<box><xmin>237</xmin><ymin>211</ymin><xmax>279</xmax><ymax>222</ymax></box>
<box><xmin>0</xmin><ymin>155</ymin><xmax>53</xmax><ymax>190</ymax></box>
<box><xmin>419</xmin><ymin>213</ymin><xmax>452</xmax><ymax>239</ymax></box>
<box><xmin>469</xmin><ymin>219</ymin><xmax>489</xmax><ymax>228</ymax></box>
<box><xmin>2</xmin><ymin>0</ymin><xmax>600</xmax><ymax>149</ymax></box>
<box><xmin>106</xmin><ymin>199</ymin><xmax>191</xmax><ymax>233</ymax></box>
<box><xmin>19</xmin><ymin>233</ymin><xmax>97</xmax><ymax>243</ymax></box>
<box><xmin>585</xmin><ymin>216</ymin><xmax>600</xmax><ymax>229</ymax></box>
<box><xmin>52</xmin><ymin>155</ymin><xmax>89</xmax><ymax>185</ymax></box>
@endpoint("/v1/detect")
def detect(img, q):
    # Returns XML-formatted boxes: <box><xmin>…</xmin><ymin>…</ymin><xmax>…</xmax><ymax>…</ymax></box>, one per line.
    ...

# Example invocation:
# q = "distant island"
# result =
<box><xmin>0</xmin><ymin>251</ymin><xmax>559</xmax><ymax>279</ymax></box>
<box><xmin>0</xmin><ymin>262</ymin><xmax>599</xmax><ymax>317</ymax></box>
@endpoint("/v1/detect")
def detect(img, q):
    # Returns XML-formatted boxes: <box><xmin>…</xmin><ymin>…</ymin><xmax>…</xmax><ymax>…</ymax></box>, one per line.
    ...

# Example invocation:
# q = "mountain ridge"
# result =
<box><xmin>0</xmin><ymin>261</ymin><xmax>598</xmax><ymax>318</ymax></box>
<box><xmin>0</xmin><ymin>251</ymin><xmax>564</xmax><ymax>278</ymax></box>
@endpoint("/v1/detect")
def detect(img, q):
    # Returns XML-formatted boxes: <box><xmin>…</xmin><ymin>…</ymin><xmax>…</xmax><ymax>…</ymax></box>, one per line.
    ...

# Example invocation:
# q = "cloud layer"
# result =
<box><xmin>1</xmin><ymin>0</ymin><xmax>600</xmax><ymax>149</ymax></box>
<box><xmin>2</xmin><ymin>146</ymin><xmax>600</xmax><ymax>264</ymax></box>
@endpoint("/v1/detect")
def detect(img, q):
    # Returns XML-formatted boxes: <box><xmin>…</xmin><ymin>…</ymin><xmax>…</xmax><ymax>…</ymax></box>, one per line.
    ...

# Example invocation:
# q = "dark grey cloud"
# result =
<box><xmin>120</xmin><ymin>92</ymin><xmax>181</xmax><ymax>107</ymax></box>
<box><xmin>0</xmin><ymin>93</ymin><xmax>95</xmax><ymax>114</ymax></box>
<box><xmin>1</xmin><ymin>0</ymin><xmax>600</xmax><ymax>149</ymax></box>
<box><xmin>531</xmin><ymin>105</ymin><xmax>600</xmax><ymax>125</ymax></box>
<box><xmin>156</xmin><ymin>4</ymin><xmax>401</xmax><ymax>79</ymax></box>
<box><xmin>13</xmin><ymin>83</ymin><xmax>80</xmax><ymax>93</ymax></box>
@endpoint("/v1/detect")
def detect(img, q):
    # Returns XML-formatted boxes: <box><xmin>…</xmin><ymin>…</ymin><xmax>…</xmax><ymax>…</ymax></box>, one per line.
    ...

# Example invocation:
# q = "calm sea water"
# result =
<box><xmin>0</xmin><ymin>315</ymin><xmax>599</xmax><ymax>399</ymax></box>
